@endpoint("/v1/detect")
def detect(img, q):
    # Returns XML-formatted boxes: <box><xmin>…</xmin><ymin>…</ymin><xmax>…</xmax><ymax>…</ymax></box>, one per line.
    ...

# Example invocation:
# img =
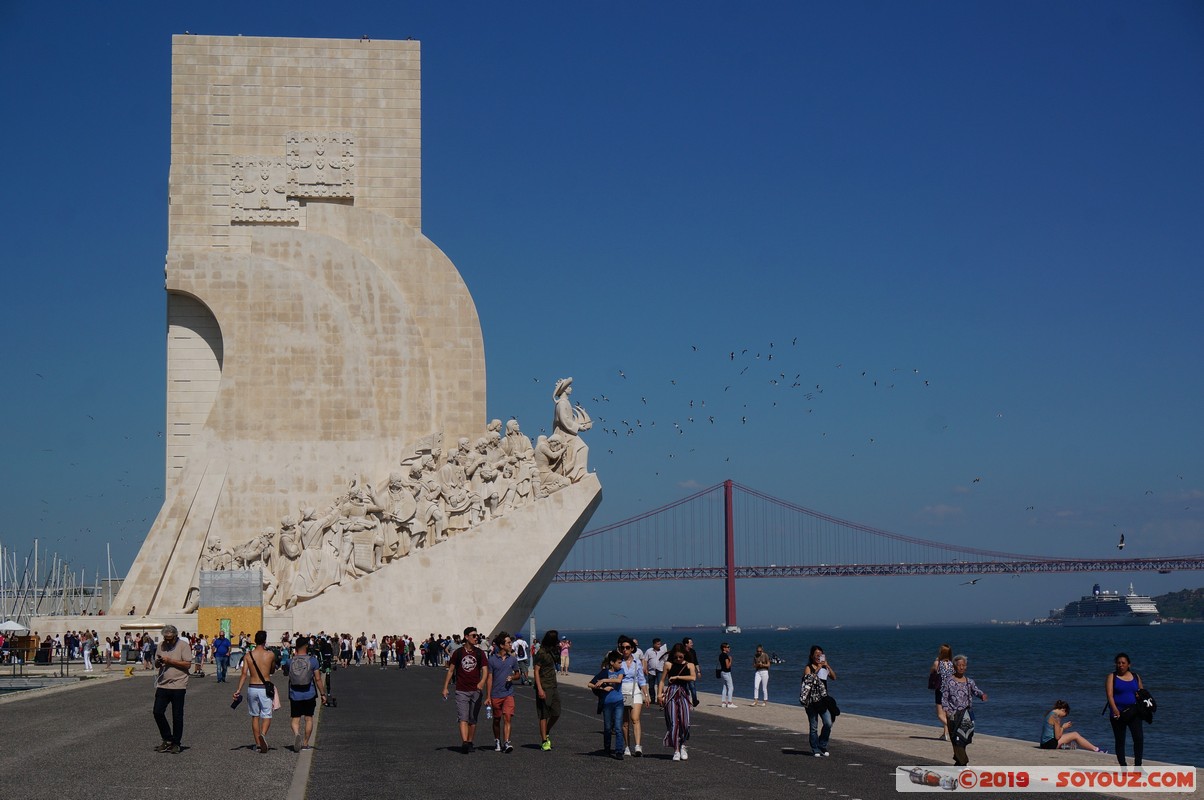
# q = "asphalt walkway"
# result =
<box><xmin>1</xmin><ymin>663</ymin><xmax>1196</xmax><ymax>799</ymax></box>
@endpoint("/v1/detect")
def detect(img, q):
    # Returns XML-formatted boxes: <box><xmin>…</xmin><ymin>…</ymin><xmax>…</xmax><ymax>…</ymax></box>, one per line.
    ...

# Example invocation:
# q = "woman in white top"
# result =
<box><xmin>617</xmin><ymin>636</ymin><xmax>648</xmax><ymax>756</ymax></box>
<box><xmin>751</xmin><ymin>645</ymin><xmax>770</xmax><ymax>706</ymax></box>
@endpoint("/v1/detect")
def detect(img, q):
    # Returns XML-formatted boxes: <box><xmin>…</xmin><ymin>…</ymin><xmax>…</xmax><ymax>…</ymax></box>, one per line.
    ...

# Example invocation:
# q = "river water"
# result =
<box><xmin>553</xmin><ymin>623</ymin><xmax>1202</xmax><ymax>767</ymax></box>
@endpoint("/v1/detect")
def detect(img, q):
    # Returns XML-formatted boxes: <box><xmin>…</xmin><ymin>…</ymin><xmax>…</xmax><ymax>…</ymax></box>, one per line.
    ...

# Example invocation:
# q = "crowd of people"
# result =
<box><xmin>18</xmin><ymin>623</ymin><xmax>1154</xmax><ymax>771</ymax></box>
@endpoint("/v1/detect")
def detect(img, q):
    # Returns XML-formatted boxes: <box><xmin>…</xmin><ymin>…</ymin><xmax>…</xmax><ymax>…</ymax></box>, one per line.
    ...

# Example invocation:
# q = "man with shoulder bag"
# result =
<box><xmin>233</xmin><ymin>630</ymin><xmax>278</xmax><ymax>753</ymax></box>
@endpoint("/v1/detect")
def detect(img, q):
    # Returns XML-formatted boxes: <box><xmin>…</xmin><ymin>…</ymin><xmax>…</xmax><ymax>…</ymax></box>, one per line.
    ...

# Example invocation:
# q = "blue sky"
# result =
<box><xmin>1</xmin><ymin>2</ymin><xmax>1202</xmax><ymax>626</ymax></box>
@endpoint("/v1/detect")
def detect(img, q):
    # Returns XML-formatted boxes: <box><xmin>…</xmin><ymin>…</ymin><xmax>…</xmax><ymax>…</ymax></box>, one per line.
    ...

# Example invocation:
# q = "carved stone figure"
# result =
<box><xmin>501</xmin><ymin>418</ymin><xmax>538</xmax><ymax>510</ymax></box>
<box><xmin>381</xmin><ymin>471</ymin><xmax>418</xmax><ymax>560</ymax></box>
<box><xmin>409</xmin><ymin>459</ymin><xmax>448</xmax><ymax>548</ymax></box>
<box><xmin>233</xmin><ymin>530</ymin><xmax>275</xmax><ymax>569</ymax></box>
<box><xmin>440</xmin><ymin>438</ymin><xmax>483</xmax><ymax>533</ymax></box>
<box><xmin>201</xmin><ymin>536</ymin><xmax>234</xmax><ymax>571</ymax></box>
<box><xmin>269</xmin><ymin>515</ymin><xmax>303</xmax><ymax>609</ymax></box>
<box><xmin>288</xmin><ymin>527</ymin><xmax>342</xmax><ymax>607</ymax></box>
<box><xmin>552</xmin><ymin>377</ymin><xmax>592</xmax><ymax>481</ymax></box>
<box><xmin>313</xmin><ymin>481</ymin><xmax>385</xmax><ymax>578</ymax></box>
<box><xmin>534</xmin><ymin>435</ymin><xmax>571</xmax><ymax>495</ymax></box>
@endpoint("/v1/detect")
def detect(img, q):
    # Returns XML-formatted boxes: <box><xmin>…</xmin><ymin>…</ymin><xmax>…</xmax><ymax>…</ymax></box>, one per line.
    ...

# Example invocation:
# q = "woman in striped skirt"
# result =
<box><xmin>658</xmin><ymin>643</ymin><xmax>696</xmax><ymax>761</ymax></box>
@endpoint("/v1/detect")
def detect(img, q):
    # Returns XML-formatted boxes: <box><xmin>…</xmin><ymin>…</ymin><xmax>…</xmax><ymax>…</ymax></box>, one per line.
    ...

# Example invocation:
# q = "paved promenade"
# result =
<box><xmin>1</xmin><ymin>663</ymin><xmax>1196</xmax><ymax>799</ymax></box>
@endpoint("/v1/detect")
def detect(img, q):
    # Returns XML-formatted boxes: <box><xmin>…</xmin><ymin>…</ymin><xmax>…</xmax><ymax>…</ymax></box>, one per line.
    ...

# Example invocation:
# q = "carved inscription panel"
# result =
<box><xmin>230</xmin><ymin>132</ymin><xmax>357</xmax><ymax>223</ymax></box>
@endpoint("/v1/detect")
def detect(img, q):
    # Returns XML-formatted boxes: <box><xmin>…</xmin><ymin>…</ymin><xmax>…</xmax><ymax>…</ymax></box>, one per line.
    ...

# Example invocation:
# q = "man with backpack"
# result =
<box><xmin>287</xmin><ymin>636</ymin><xmax>326</xmax><ymax>751</ymax></box>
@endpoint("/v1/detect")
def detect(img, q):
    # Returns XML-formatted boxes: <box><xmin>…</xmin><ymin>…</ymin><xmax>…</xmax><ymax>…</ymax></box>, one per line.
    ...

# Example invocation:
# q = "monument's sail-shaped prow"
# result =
<box><xmin>108</xmin><ymin>35</ymin><xmax>601</xmax><ymax>635</ymax></box>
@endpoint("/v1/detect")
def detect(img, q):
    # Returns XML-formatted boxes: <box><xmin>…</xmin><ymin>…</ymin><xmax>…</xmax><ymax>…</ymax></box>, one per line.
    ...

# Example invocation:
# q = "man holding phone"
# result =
<box><xmin>152</xmin><ymin>625</ymin><xmax>193</xmax><ymax>754</ymax></box>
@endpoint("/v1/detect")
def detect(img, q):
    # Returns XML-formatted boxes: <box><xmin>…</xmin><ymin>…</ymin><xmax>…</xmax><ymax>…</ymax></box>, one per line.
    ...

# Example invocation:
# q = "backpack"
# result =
<box><xmin>289</xmin><ymin>654</ymin><xmax>315</xmax><ymax>688</ymax></box>
<box><xmin>514</xmin><ymin>641</ymin><xmax>528</xmax><ymax>660</ymax></box>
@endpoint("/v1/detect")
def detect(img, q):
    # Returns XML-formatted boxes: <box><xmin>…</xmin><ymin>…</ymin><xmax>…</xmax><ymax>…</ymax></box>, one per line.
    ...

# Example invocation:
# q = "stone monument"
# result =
<box><xmin>107</xmin><ymin>35</ymin><xmax>602</xmax><ymax>637</ymax></box>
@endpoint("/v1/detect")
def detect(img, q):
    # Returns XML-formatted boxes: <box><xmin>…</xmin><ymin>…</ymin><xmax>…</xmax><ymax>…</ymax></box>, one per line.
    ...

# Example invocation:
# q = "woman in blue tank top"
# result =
<box><xmin>1105</xmin><ymin>652</ymin><xmax>1144</xmax><ymax>767</ymax></box>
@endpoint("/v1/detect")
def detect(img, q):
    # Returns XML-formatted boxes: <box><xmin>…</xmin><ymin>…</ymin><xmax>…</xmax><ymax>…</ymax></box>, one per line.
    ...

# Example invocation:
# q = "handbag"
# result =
<box><xmin>928</xmin><ymin>670</ymin><xmax>940</xmax><ymax>690</ymax></box>
<box><xmin>799</xmin><ymin>671</ymin><xmax>828</xmax><ymax>709</ymax></box>
<box><xmin>952</xmin><ymin>708</ymin><xmax>975</xmax><ymax>746</ymax></box>
<box><xmin>715</xmin><ymin>669</ymin><xmax>722</xmax><ymax>679</ymax></box>
<box><xmin>1135</xmin><ymin>687</ymin><xmax>1156</xmax><ymax>717</ymax></box>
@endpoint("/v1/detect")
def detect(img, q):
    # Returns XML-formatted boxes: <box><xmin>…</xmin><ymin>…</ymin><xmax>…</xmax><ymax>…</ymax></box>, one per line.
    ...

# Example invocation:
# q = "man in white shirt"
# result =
<box><xmin>512</xmin><ymin>636</ymin><xmax>530</xmax><ymax>685</ymax></box>
<box><xmin>643</xmin><ymin>638</ymin><xmax>668</xmax><ymax>704</ymax></box>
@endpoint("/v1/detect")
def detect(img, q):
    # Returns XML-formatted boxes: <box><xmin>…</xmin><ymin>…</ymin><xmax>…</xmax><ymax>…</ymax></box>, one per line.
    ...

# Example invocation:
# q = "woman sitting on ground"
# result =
<box><xmin>1040</xmin><ymin>700</ymin><xmax>1105</xmax><ymax>753</ymax></box>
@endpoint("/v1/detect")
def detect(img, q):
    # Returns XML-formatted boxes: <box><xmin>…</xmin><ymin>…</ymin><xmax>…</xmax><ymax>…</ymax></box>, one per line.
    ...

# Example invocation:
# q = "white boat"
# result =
<box><xmin>1060</xmin><ymin>583</ymin><xmax>1160</xmax><ymax>627</ymax></box>
<box><xmin>724</xmin><ymin>625</ymin><xmax>742</xmax><ymax>634</ymax></box>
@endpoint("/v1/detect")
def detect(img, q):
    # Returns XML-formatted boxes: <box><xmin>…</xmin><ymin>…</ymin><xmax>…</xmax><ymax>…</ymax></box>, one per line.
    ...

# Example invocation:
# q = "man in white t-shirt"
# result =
<box><xmin>643</xmin><ymin>638</ymin><xmax>668</xmax><ymax>704</ymax></box>
<box><xmin>512</xmin><ymin>636</ymin><xmax>530</xmax><ymax>685</ymax></box>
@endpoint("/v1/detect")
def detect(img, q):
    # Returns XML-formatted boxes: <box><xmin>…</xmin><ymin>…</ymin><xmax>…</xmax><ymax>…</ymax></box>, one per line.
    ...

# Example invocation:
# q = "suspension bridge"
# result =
<box><xmin>553</xmin><ymin>480</ymin><xmax>1204</xmax><ymax>627</ymax></box>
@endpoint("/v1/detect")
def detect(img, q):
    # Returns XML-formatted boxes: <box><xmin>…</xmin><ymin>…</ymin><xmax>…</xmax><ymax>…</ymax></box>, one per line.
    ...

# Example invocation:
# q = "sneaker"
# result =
<box><xmin>540</xmin><ymin>738</ymin><xmax>552</xmax><ymax>751</ymax></box>
<box><xmin>154</xmin><ymin>741</ymin><xmax>172</xmax><ymax>753</ymax></box>
<box><xmin>495</xmin><ymin>739</ymin><xmax>502</xmax><ymax>752</ymax></box>
<box><xmin>1096</xmin><ymin>748</ymin><xmax>1108</xmax><ymax>755</ymax></box>
<box><xmin>302</xmin><ymin>745</ymin><xmax>313</xmax><ymax>751</ymax></box>
<box><xmin>821</xmin><ymin>751</ymin><xmax>830</xmax><ymax>757</ymax></box>
<box><xmin>672</xmin><ymin>749</ymin><xmax>682</xmax><ymax>761</ymax></box>
<box><xmin>257</xmin><ymin>734</ymin><xmax>268</xmax><ymax>754</ymax></box>
<box><xmin>634</xmin><ymin>744</ymin><xmax>643</xmax><ymax>757</ymax></box>
<box><xmin>461</xmin><ymin>742</ymin><xmax>472</xmax><ymax>754</ymax></box>
<box><xmin>504</xmin><ymin>741</ymin><xmax>513</xmax><ymax>754</ymax></box>
<box><xmin>680</xmin><ymin>745</ymin><xmax>688</xmax><ymax>760</ymax></box>
<box><xmin>813</xmin><ymin>752</ymin><xmax>823</xmax><ymax>758</ymax></box>
<box><xmin>294</xmin><ymin>732</ymin><xmax>302</xmax><ymax>752</ymax></box>
<box><xmin>624</xmin><ymin>746</ymin><xmax>632</xmax><ymax>756</ymax></box>
<box><xmin>613</xmin><ymin>751</ymin><xmax>623</xmax><ymax>760</ymax></box>
<box><xmin>169</xmin><ymin>744</ymin><xmax>182</xmax><ymax>754</ymax></box>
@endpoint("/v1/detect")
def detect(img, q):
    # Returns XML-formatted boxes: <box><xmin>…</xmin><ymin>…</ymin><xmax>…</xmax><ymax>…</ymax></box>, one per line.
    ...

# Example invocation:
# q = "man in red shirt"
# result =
<box><xmin>441</xmin><ymin>626</ymin><xmax>489</xmax><ymax>753</ymax></box>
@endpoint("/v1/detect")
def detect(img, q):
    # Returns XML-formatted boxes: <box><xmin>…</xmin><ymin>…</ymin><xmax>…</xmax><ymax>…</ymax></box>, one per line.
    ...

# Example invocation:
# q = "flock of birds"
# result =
<box><xmin>521</xmin><ymin>335</ymin><xmax>1192</xmax><ymax>572</ymax></box>
<box><xmin>529</xmin><ymin>337</ymin><xmax>936</xmax><ymax>476</ymax></box>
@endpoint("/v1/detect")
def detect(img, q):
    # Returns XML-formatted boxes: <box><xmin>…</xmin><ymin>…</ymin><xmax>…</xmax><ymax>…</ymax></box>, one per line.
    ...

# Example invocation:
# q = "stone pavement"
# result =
<box><xmin>1</xmin><ymin>664</ymin><xmax>1196</xmax><ymax>799</ymax></box>
<box><xmin>0</xmin><ymin>666</ymin><xmax>298</xmax><ymax>799</ymax></box>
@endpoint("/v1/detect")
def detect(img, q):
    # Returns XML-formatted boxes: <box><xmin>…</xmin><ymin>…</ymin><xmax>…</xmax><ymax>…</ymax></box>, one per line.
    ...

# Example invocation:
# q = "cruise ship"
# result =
<box><xmin>1059</xmin><ymin>583</ymin><xmax>1160</xmax><ymax>627</ymax></box>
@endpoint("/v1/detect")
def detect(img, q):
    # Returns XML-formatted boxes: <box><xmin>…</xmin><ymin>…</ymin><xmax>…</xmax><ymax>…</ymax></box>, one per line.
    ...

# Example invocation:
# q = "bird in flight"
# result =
<box><xmin>1117</xmin><ymin>533</ymin><xmax>1125</xmax><ymax>551</ymax></box>
<box><xmin>961</xmin><ymin>579</ymin><xmax>981</xmax><ymax>586</ymax></box>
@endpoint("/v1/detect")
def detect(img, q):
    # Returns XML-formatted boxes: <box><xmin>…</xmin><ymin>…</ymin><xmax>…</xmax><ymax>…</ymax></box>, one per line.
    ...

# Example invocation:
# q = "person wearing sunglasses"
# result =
<box><xmin>442</xmin><ymin>626</ymin><xmax>490</xmax><ymax>754</ymax></box>
<box><xmin>617</xmin><ymin>635</ymin><xmax>648</xmax><ymax>756</ymax></box>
